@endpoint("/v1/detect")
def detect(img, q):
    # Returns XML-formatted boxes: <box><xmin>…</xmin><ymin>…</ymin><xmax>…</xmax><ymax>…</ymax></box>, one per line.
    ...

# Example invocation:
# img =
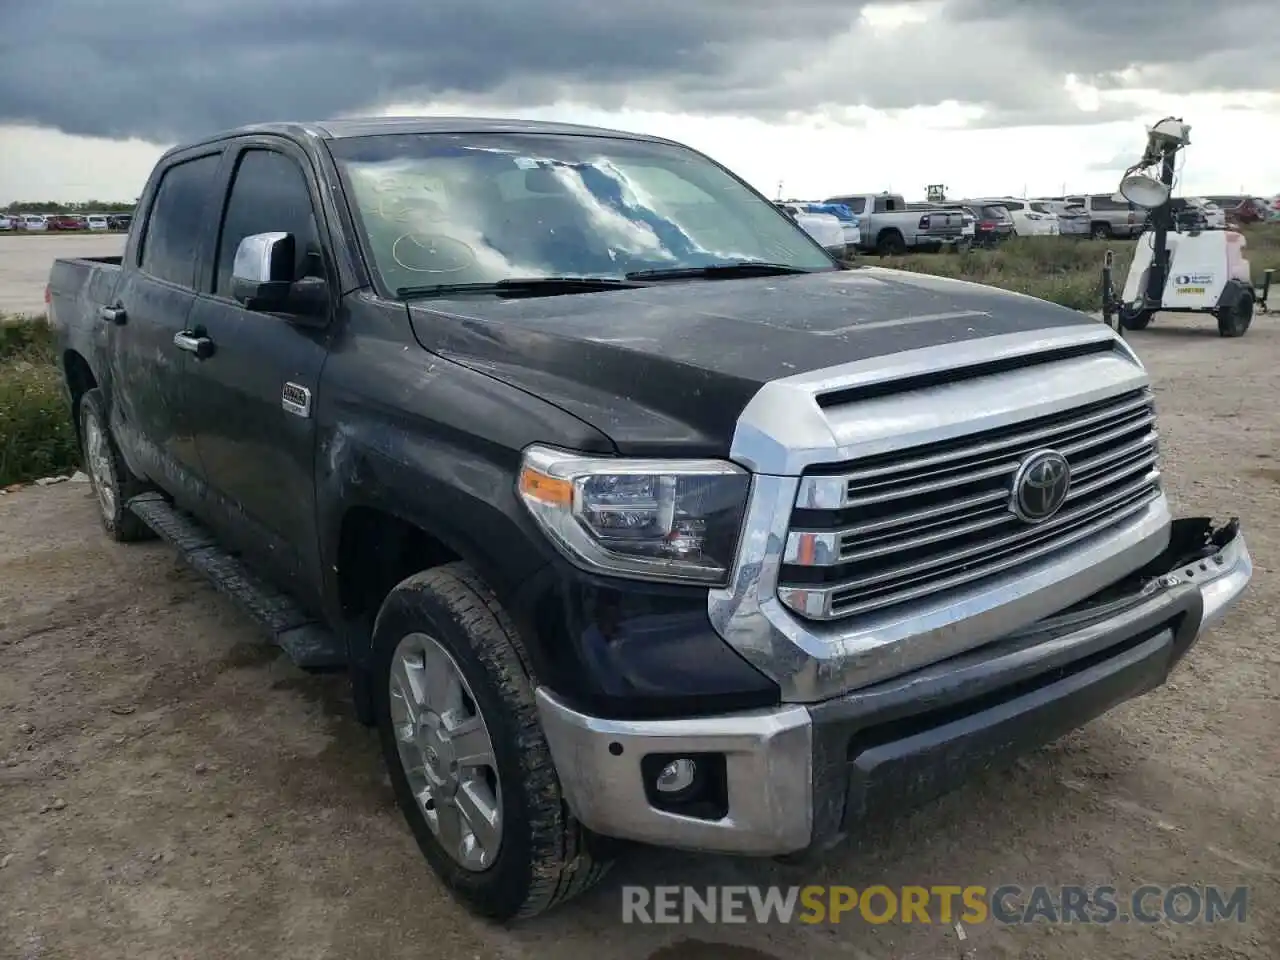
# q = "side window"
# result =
<box><xmin>873</xmin><ymin>196</ymin><xmax>888</xmax><ymax>213</ymax></box>
<box><xmin>214</xmin><ymin>149</ymin><xmax>322</xmax><ymax>298</ymax></box>
<box><xmin>138</xmin><ymin>153</ymin><xmax>222</xmax><ymax>288</ymax></box>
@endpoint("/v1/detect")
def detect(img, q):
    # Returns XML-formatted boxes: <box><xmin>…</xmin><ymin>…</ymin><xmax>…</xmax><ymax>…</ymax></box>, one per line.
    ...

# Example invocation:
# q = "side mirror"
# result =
<box><xmin>230</xmin><ymin>232</ymin><xmax>328</xmax><ymax>323</ymax></box>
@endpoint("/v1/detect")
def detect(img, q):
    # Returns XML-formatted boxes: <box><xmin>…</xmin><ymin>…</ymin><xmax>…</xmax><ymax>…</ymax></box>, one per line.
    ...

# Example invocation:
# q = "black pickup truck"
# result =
<box><xmin>48</xmin><ymin>117</ymin><xmax>1252</xmax><ymax>920</ymax></box>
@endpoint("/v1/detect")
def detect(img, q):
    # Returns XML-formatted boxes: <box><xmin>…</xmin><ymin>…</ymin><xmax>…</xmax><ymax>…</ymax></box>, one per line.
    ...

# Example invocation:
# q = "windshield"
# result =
<box><xmin>327</xmin><ymin>132</ymin><xmax>835</xmax><ymax>295</ymax></box>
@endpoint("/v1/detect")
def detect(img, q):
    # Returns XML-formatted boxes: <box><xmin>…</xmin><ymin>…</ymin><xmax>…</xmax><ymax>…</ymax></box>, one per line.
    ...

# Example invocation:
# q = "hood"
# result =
<box><xmin>407</xmin><ymin>267</ymin><xmax>1099</xmax><ymax>458</ymax></box>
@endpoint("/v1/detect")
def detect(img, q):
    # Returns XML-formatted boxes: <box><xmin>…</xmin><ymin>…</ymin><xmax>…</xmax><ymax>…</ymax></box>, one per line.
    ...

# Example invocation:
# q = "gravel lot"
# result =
<box><xmin>1</xmin><ymin>239</ymin><xmax>1276</xmax><ymax>958</ymax></box>
<box><xmin>0</xmin><ymin>233</ymin><xmax>126</xmax><ymax>317</ymax></box>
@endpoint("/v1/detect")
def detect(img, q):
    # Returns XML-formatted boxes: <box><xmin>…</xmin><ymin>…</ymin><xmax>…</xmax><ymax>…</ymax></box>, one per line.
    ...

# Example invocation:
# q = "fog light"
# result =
<box><xmin>655</xmin><ymin>758</ymin><xmax>698</xmax><ymax>794</ymax></box>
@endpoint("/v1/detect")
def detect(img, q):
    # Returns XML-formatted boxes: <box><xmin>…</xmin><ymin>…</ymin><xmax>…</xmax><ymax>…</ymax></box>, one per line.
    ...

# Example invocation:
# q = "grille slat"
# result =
<box><xmin>779</xmin><ymin>388</ymin><xmax>1162</xmax><ymax>619</ymax></box>
<box><xmin>836</xmin><ymin>392</ymin><xmax>1154</xmax><ymax>494</ymax></box>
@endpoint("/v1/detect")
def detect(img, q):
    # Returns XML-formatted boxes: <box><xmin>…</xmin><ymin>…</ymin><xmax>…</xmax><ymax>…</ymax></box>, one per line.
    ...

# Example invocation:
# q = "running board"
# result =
<box><xmin>126</xmin><ymin>493</ymin><xmax>346</xmax><ymax>669</ymax></box>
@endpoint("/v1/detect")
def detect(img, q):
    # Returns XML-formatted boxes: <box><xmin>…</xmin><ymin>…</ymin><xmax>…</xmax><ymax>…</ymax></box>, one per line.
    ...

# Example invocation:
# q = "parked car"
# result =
<box><xmin>776</xmin><ymin>202</ymin><xmax>846</xmax><ymax>257</ymax></box>
<box><xmin>791</xmin><ymin>200</ymin><xmax>861</xmax><ymax>255</ymax></box>
<box><xmin>48</xmin><ymin>116</ymin><xmax>1252</xmax><ymax>921</ymax></box>
<box><xmin>0</xmin><ymin>214</ymin><xmax>13</xmax><ymax>231</ymax></box>
<box><xmin>1168</xmin><ymin>198</ymin><xmax>1211</xmax><ymax>232</ymax></box>
<box><xmin>86</xmin><ymin>215</ymin><xmax>110</xmax><ymax>231</ymax></box>
<box><xmin>1063</xmin><ymin>194</ymin><xmax>1146</xmax><ymax>239</ymax></box>
<box><xmin>1209</xmin><ymin>196</ymin><xmax>1268</xmax><ymax>227</ymax></box>
<box><xmin>1031</xmin><ymin>200</ymin><xmax>1091</xmax><ymax>236</ymax></box>
<box><xmin>948</xmin><ymin>202</ymin><xmax>1015</xmax><ymax>247</ymax></box>
<box><xmin>972</xmin><ymin>197</ymin><xmax>1059</xmax><ymax>237</ymax></box>
<box><xmin>824</xmin><ymin>192</ymin><xmax>968</xmax><ymax>254</ymax></box>
<box><xmin>1185</xmin><ymin>198</ymin><xmax>1226</xmax><ymax>229</ymax></box>
<box><xmin>106</xmin><ymin>213</ymin><xmax>134</xmax><ymax>232</ymax></box>
<box><xmin>17</xmin><ymin>214</ymin><xmax>48</xmax><ymax>231</ymax></box>
<box><xmin>47</xmin><ymin>214</ymin><xmax>87</xmax><ymax>231</ymax></box>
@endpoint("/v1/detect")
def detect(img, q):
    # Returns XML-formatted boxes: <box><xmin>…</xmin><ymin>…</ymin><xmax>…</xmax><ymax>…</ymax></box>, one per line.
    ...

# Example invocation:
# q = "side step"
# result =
<box><xmin>127</xmin><ymin>493</ymin><xmax>346</xmax><ymax>669</ymax></box>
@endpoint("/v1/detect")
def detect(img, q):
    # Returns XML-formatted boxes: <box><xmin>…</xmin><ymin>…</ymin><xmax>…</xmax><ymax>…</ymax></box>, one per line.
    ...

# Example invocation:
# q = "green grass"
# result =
<box><xmin>1</xmin><ymin>222</ymin><xmax>1277</xmax><ymax>486</ymax></box>
<box><xmin>0</xmin><ymin>315</ymin><xmax>79</xmax><ymax>487</ymax></box>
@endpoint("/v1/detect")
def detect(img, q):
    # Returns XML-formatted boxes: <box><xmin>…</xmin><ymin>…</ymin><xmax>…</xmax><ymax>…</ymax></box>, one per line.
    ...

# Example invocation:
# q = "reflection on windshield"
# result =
<box><xmin>329</xmin><ymin>133</ymin><xmax>833</xmax><ymax>294</ymax></box>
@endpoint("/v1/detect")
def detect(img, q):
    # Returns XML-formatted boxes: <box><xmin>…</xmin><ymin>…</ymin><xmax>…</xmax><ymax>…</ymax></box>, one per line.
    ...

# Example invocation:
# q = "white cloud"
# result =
<box><xmin>4</xmin><ymin>95</ymin><xmax>1277</xmax><ymax>207</ymax></box>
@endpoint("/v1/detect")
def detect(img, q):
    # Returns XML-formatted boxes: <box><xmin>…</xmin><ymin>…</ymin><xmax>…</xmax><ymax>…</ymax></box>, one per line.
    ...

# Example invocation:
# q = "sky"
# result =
<box><xmin>2</xmin><ymin>0</ymin><xmax>1278</xmax><ymax>205</ymax></box>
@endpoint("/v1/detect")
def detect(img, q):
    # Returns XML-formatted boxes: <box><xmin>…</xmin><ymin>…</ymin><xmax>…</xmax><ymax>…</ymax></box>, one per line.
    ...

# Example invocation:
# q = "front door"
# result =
<box><xmin>182</xmin><ymin>144</ymin><xmax>333</xmax><ymax>606</ymax></box>
<box><xmin>108</xmin><ymin>149</ymin><xmax>224</xmax><ymax>508</ymax></box>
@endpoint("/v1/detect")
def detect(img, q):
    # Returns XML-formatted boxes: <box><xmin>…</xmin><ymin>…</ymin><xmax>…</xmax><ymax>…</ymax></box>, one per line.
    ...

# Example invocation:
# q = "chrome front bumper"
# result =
<box><xmin>536</xmin><ymin>523</ymin><xmax>1251</xmax><ymax>856</ymax></box>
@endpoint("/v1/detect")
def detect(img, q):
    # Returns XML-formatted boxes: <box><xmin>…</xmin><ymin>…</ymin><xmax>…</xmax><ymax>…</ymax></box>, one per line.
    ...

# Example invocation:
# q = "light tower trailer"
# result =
<box><xmin>1100</xmin><ymin>117</ymin><xmax>1272</xmax><ymax>338</ymax></box>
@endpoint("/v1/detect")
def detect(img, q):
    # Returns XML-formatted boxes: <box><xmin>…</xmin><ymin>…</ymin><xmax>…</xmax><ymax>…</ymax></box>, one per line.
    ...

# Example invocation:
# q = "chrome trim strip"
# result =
<box><xmin>535</xmin><ymin>688</ymin><xmax>813</xmax><ymax>855</ymax></box>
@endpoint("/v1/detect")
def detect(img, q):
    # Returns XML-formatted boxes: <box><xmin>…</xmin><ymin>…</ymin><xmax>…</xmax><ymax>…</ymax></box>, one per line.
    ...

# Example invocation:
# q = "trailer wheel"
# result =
<box><xmin>1216</xmin><ymin>292</ymin><xmax>1253</xmax><ymax>338</ymax></box>
<box><xmin>372</xmin><ymin>562</ymin><xmax>611</xmax><ymax>920</ymax></box>
<box><xmin>1120</xmin><ymin>310</ymin><xmax>1154</xmax><ymax>331</ymax></box>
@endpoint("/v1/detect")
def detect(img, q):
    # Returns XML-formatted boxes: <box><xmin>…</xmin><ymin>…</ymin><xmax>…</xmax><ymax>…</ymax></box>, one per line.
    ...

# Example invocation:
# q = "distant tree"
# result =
<box><xmin>4</xmin><ymin>199</ymin><xmax>136</xmax><ymax>213</ymax></box>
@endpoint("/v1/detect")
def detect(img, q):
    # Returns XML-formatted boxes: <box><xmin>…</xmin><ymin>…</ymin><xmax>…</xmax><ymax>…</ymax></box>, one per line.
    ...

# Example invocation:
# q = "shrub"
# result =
<box><xmin>0</xmin><ymin>314</ymin><xmax>56</xmax><ymax>363</ymax></box>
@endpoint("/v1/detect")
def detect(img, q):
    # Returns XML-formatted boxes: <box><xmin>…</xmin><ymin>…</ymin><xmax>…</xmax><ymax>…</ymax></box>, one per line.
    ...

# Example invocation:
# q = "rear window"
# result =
<box><xmin>826</xmin><ymin>196</ymin><xmax>866</xmax><ymax>214</ymax></box>
<box><xmin>872</xmin><ymin>195</ymin><xmax>905</xmax><ymax>213</ymax></box>
<box><xmin>981</xmin><ymin>205</ymin><xmax>1010</xmax><ymax>220</ymax></box>
<box><xmin>1029</xmin><ymin>202</ymin><xmax>1054</xmax><ymax>214</ymax></box>
<box><xmin>1090</xmin><ymin>195</ymin><xmax>1129</xmax><ymax>211</ymax></box>
<box><xmin>1000</xmin><ymin>200</ymin><xmax>1025</xmax><ymax>211</ymax></box>
<box><xmin>138</xmin><ymin>153</ymin><xmax>223</xmax><ymax>288</ymax></box>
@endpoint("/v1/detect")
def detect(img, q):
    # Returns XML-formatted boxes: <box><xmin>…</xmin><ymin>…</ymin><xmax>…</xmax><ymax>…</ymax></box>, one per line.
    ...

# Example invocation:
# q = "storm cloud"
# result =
<box><xmin>2</xmin><ymin>0</ymin><xmax>1277</xmax><ymax>143</ymax></box>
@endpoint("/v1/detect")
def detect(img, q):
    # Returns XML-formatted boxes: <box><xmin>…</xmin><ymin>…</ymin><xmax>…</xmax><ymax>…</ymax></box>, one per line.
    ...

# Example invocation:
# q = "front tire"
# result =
<box><xmin>78</xmin><ymin>388</ymin><xmax>152</xmax><ymax>542</ymax></box>
<box><xmin>372</xmin><ymin>562</ymin><xmax>611</xmax><ymax>919</ymax></box>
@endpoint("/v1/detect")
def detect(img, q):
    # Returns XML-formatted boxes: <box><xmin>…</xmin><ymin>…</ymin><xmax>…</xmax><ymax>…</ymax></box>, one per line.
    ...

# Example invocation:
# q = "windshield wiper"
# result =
<box><xmin>396</xmin><ymin>277</ymin><xmax>643</xmax><ymax>299</ymax></box>
<box><xmin>625</xmin><ymin>261</ymin><xmax>817</xmax><ymax>281</ymax></box>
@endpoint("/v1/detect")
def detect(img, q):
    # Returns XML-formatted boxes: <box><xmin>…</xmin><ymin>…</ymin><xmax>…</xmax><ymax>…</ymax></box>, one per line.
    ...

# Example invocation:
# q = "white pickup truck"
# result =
<box><xmin>825</xmin><ymin>192</ymin><xmax>971</xmax><ymax>254</ymax></box>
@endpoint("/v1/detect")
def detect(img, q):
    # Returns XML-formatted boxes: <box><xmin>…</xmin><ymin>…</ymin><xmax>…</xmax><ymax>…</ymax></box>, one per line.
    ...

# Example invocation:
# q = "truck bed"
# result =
<box><xmin>47</xmin><ymin>256</ymin><xmax>126</xmax><ymax>376</ymax></box>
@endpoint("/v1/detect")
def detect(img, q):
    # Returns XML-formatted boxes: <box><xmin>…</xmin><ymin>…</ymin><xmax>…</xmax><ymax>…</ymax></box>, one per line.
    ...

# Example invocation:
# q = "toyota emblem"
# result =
<box><xmin>1011</xmin><ymin>450</ymin><xmax>1071</xmax><ymax>523</ymax></box>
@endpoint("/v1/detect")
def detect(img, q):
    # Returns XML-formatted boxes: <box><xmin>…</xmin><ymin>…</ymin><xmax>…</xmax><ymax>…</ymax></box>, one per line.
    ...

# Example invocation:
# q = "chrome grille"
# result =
<box><xmin>777</xmin><ymin>388</ymin><xmax>1162</xmax><ymax>621</ymax></box>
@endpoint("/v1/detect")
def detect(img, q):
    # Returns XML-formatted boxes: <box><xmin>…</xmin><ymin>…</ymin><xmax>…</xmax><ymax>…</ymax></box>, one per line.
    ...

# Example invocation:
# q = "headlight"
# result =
<box><xmin>517</xmin><ymin>445</ymin><xmax>750</xmax><ymax>584</ymax></box>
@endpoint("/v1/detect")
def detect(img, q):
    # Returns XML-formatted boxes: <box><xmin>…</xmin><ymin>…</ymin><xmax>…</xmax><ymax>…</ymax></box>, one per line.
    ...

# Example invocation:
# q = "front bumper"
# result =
<box><xmin>536</xmin><ymin>518</ymin><xmax>1250</xmax><ymax>856</ymax></box>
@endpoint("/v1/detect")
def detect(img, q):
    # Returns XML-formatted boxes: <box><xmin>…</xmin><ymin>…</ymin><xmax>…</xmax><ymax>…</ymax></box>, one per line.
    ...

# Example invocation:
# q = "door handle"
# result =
<box><xmin>173</xmin><ymin>331</ymin><xmax>216</xmax><ymax>360</ymax></box>
<box><xmin>98</xmin><ymin>304</ymin><xmax>127</xmax><ymax>324</ymax></box>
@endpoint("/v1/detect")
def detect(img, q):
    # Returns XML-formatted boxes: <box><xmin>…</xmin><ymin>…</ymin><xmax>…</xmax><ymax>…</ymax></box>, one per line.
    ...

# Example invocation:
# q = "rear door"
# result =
<box><xmin>108</xmin><ymin>149</ymin><xmax>223</xmax><ymax>505</ymax></box>
<box><xmin>182</xmin><ymin>140</ymin><xmax>334</xmax><ymax>604</ymax></box>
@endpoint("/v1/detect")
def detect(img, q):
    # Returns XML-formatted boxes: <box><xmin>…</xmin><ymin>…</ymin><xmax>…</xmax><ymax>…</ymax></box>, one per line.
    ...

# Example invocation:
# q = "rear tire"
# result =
<box><xmin>372</xmin><ymin>562</ymin><xmax>611</xmax><ymax>920</ymax></box>
<box><xmin>1216</xmin><ymin>293</ymin><xmax>1253</xmax><ymax>338</ymax></box>
<box><xmin>1091</xmin><ymin>222</ymin><xmax>1113</xmax><ymax>240</ymax></box>
<box><xmin>1120</xmin><ymin>310</ymin><xmax>1154</xmax><ymax>331</ymax></box>
<box><xmin>875</xmin><ymin>230</ymin><xmax>906</xmax><ymax>256</ymax></box>
<box><xmin>78</xmin><ymin>388</ymin><xmax>152</xmax><ymax>542</ymax></box>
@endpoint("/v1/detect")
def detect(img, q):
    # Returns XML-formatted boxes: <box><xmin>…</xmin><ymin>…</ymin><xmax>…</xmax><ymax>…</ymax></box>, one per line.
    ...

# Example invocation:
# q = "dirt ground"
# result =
<box><xmin>1</xmin><ymin>315</ymin><xmax>1277</xmax><ymax>960</ymax></box>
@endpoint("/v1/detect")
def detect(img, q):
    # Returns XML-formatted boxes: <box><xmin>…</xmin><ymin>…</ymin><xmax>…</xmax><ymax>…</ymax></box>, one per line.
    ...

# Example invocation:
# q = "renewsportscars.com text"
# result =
<box><xmin>621</xmin><ymin>884</ymin><xmax>1249</xmax><ymax>926</ymax></box>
